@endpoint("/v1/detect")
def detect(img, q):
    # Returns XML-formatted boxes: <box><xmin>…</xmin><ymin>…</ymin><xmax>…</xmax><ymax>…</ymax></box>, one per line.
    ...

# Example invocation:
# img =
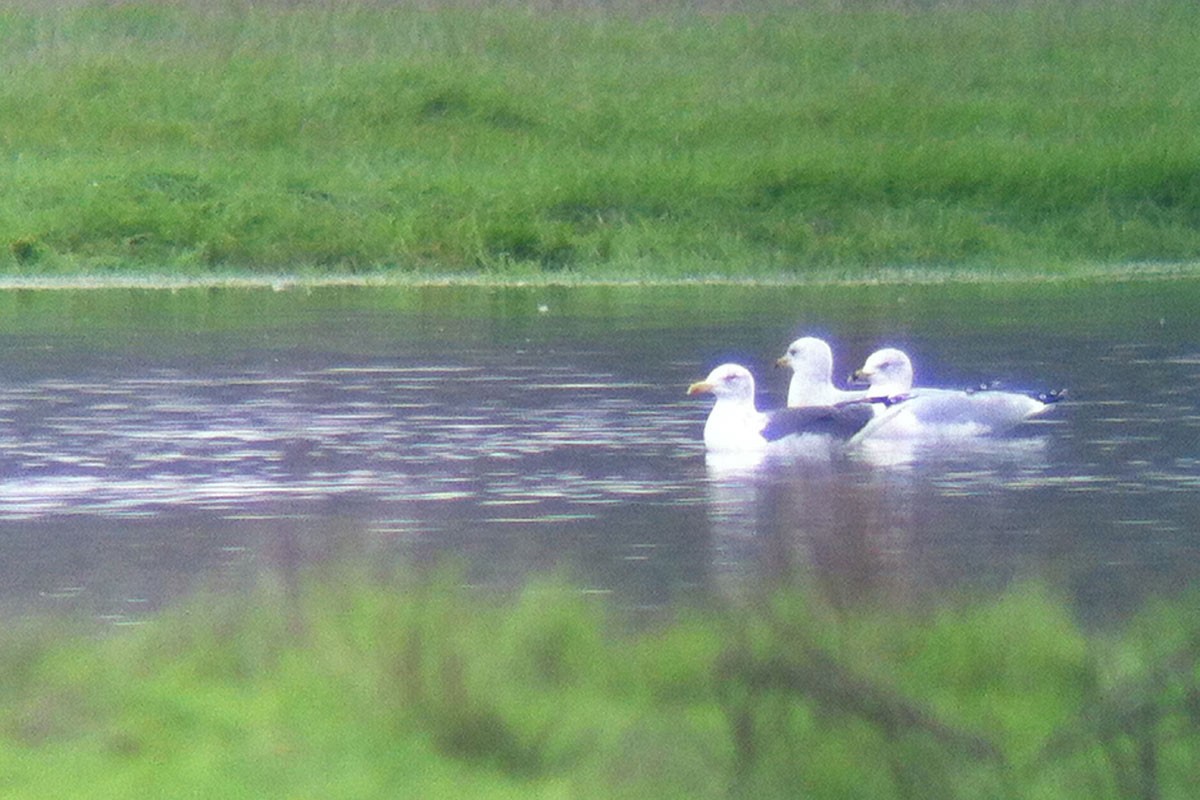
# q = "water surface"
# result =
<box><xmin>0</xmin><ymin>280</ymin><xmax>1196</xmax><ymax>625</ymax></box>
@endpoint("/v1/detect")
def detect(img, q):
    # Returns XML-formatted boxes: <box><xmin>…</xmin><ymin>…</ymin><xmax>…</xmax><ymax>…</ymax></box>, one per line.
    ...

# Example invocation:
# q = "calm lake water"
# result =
<box><xmin>0</xmin><ymin>279</ymin><xmax>1197</xmax><ymax>625</ymax></box>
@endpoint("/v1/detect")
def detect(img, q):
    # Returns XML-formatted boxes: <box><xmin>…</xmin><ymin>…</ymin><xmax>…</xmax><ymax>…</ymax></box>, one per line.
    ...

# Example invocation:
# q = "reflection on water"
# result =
<box><xmin>699</xmin><ymin>435</ymin><xmax>1054</xmax><ymax>602</ymax></box>
<box><xmin>0</xmin><ymin>365</ymin><xmax>697</xmax><ymax>519</ymax></box>
<box><xmin>0</xmin><ymin>281</ymin><xmax>1197</xmax><ymax>625</ymax></box>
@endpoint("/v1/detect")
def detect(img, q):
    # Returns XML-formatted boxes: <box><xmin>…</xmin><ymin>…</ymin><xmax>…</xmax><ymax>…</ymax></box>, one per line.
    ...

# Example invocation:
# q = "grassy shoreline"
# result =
<box><xmin>0</xmin><ymin>259</ymin><xmax>1195</xmax><ymax>293</ymax></box>
<box><xmin>3</xmin><ymin>1</ymin><xmax>1200</xmax><ymax>280</ymax></box>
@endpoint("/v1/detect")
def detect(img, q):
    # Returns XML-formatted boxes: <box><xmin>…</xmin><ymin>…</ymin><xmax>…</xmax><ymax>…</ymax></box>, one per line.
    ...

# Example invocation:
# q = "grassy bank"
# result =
<box><xmin>3</xmin><ymin>564</ymin><xmax>1199</xmax><ymax>798</ymax></box>
<box><xmin>2</xmin><ymin>1</ymin><xmax>1200</xmax><ymax>280</ymax></box>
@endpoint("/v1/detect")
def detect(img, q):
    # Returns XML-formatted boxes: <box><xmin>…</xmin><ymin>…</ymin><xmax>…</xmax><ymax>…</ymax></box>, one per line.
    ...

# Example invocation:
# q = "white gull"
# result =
<box><xmin>775</xmin><ymin>337</ymin><xmax>869</xmax><ymax>407</ymax></box>
<box><xmin>848</xmin><ymin>348</ymin><xmax>1064</xmax><ymax>442</ymax></box>
<box><xmin>687</xmin><ymin>363</ymin><xmax>873</xmax><ymax>454</ymax></box>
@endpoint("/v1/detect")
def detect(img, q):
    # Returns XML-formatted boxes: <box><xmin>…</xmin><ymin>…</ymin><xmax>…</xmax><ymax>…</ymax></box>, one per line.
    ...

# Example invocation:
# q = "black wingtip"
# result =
<box><xmin>969</xmin><ymin>382</ymin><xmax>1067</xmax><ymax>405</ymax></box>
<box><xmin>834</xmin><ymin>393</ymin><xmax>908</xmax><ymax>409</ymax></box>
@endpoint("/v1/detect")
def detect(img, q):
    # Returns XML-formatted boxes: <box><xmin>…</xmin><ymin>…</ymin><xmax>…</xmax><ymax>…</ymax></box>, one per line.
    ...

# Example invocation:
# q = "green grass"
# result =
<box><xmin>3</xmin><ymin>562</ymin><xmax>1200</xmax><ymax>798</ymax></box>
<box><xmin>2</xmin><ymin>0</ymin><xmax>1200</xmax><ymax>280</ymax></box>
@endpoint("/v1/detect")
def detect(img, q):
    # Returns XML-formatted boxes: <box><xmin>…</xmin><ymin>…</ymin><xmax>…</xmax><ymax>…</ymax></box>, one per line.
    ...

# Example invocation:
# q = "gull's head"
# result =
<box><xmin>775</xmin><ymin>337</ymin><xmax>834</xmax><ymax>379</ymax></box>
<box><xmin>852</xmin><ymin>348</ymin><xmax>914</xmax><ymax>394</ymax></box>
<box><xmin>688</xmin><ymin>363</ymin><xmax>756</xmax><ymax>403</ymax></box>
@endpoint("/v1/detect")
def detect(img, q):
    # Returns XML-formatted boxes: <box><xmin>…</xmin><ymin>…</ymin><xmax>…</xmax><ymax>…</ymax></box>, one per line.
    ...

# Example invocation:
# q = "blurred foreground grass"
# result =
<box><xmin>2</xmin><ymin>0</ymin><xmax>1200</xmax><ymax>279</ymax></box>
<box><xmin>3</xmin><ymin>562</ymin><xmax>1200</xmax><ymax>798</ymax></box>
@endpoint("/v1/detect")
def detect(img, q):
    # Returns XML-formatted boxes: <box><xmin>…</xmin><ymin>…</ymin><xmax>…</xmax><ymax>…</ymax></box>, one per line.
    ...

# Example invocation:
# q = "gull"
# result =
<box><xmin>849</xmin><ymin>348</ymin><xmax>1064</xmax><ymax>442</ymax></box>
<box><xmin>776</xmin><ymin>336</ymin><xmax>869</xmax><ymax>407</ymax></box>
<box><xmin>687</xmin><ymin>363</ymin><xmax>874</xmax><ymax>453</ymax></box>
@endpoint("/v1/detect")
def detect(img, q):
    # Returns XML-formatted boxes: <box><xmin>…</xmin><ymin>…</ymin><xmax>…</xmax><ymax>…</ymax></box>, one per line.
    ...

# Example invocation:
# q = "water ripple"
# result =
<box><xmin>0</xmin><ymin>367</ymin><xmax>692</xmax><ymax>522</ymax></box>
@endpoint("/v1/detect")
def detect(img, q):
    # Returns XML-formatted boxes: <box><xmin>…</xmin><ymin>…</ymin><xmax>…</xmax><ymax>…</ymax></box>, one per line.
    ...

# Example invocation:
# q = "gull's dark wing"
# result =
<box><xmin>761</xmin><ymin>403</ymin><xmax>876</xmax><ymax>442</ymax></box>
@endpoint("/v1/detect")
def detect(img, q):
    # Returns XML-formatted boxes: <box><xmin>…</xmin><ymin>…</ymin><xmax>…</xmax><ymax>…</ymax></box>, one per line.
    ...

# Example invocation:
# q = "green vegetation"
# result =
<box><xmin>2</xmin><ymin>0</ymin><xmax>1200</xmax><ymax>280</ymax></box>
<box><xmin>3</xmin><ymin>563</ymin><xmax>1200</xmax><ymax>798</ymax></box>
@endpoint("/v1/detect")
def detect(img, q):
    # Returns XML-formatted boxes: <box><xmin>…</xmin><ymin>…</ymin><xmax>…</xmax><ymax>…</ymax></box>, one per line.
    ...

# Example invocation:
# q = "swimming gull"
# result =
<box><xmin>775</xmin><ymin>336</ymin><xmax>869</xmax><ymax>407</ymax></box>
<box><xmin>687</xmin><ymin>363</ymin><xmax>874</xmax><ymax>453</ymax></box>
<box><xmin>848</xmin><ymin>347</ymin><xmax>1063</xmax><ymax>441</ymax></box>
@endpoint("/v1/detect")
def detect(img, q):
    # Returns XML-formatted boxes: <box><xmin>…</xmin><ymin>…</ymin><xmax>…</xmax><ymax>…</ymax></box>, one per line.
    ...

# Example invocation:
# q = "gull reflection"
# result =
<box><xmin>701</xmin><ymin>432</ymin><xmax>1054</xmax><ymax>605</ymax></box>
